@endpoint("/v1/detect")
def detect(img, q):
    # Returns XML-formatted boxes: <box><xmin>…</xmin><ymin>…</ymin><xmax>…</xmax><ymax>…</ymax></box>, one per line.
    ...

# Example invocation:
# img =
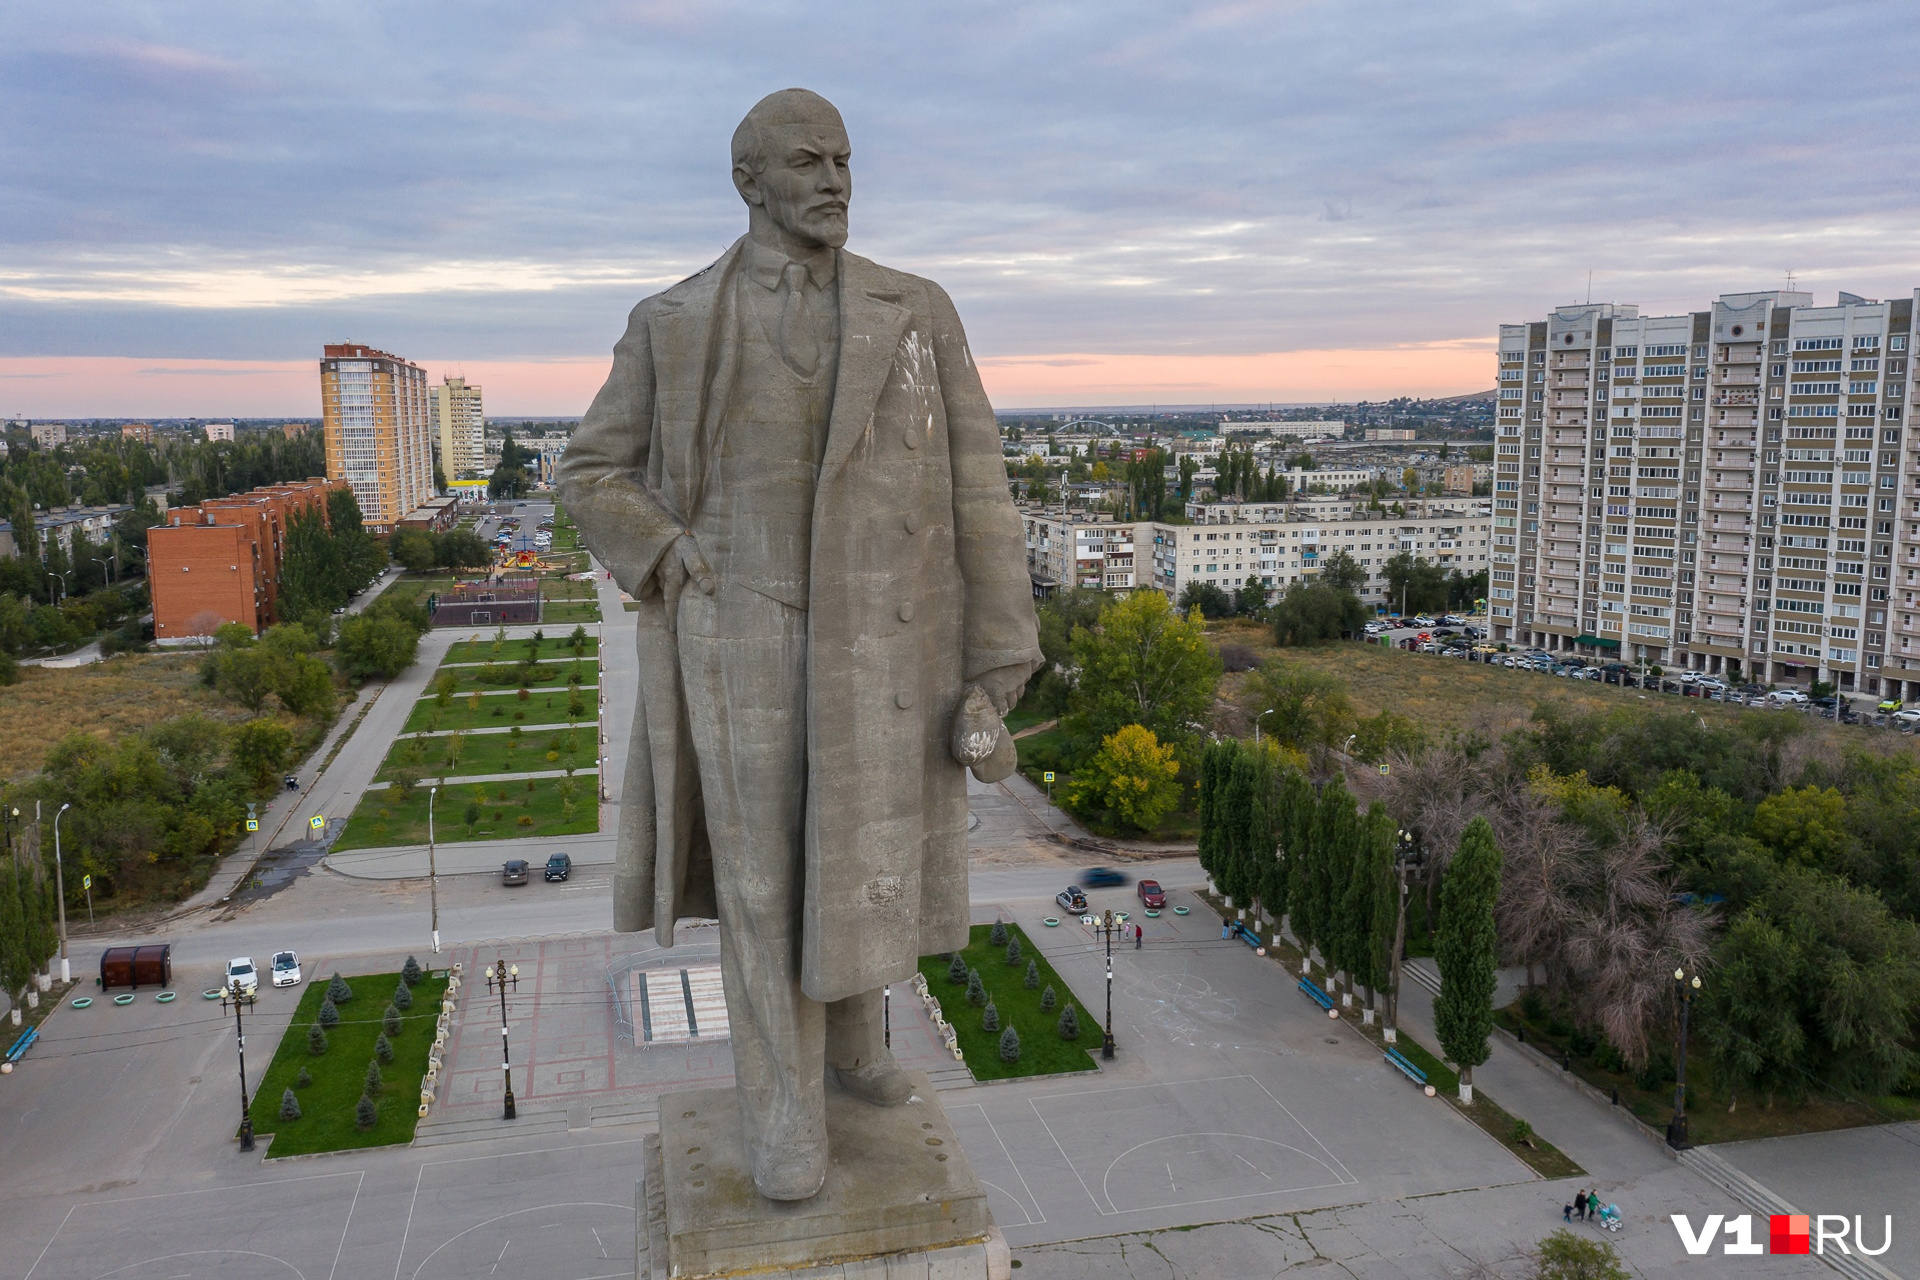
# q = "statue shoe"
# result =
<box><xmin>831</xmin><ymin>1059</ymin><xmax>915</xmax><ymax>1107</ymax></box>
<box><xmin>752</xmin><ymin>1136</ymin><xmax>829</xmax><ymax>1201</ymax></box>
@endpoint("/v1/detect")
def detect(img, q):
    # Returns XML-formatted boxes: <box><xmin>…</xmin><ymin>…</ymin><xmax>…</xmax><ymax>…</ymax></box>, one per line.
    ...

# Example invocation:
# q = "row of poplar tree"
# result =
<box><xmin>0</xmin><ymin>852</ymin><xmax>60</xmax><ymax>1010</ymax></box>
<box><xmin>1196</xmin><ymin>738</ymin><xmax>1504</xmax><ymax>1099</ymax></box>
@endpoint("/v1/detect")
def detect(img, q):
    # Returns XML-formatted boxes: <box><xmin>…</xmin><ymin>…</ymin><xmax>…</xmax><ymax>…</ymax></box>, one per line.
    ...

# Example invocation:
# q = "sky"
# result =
<box><xmin>3</xmin><ymin>1</ymin><xmax>1918</xmax><ymax>417</ymax></box>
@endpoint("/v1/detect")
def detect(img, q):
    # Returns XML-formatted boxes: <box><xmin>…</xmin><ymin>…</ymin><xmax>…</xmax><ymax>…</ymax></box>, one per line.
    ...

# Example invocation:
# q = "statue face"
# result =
<box><xmin>737</xmin><ymin>120</ymin><xmax>852</xmax><ymax>250</ymax></box>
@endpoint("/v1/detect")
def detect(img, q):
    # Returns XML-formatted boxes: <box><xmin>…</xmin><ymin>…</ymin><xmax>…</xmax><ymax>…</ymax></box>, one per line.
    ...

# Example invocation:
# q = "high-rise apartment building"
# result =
<box><xmin>433</xmin><ymin>375</ymin><xmax>486</xmax><ymax>481</ymax></box>
<box><xmin>1495</xmin><ymin>291</ymin><xmax>1915</xmax><ymax>697</ymax></box>
<box><xmin>319</xmin><ymin>343</ymin><xmax>434</xmax><ymax>532</ymax></box>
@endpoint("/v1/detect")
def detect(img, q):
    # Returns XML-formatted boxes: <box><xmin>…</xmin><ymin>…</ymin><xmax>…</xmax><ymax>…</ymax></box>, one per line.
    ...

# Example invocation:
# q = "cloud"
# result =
<box><xmin>2</xmin><ymin>0</ymin><xmax>1917</xmax><ymax>413</ymax></box>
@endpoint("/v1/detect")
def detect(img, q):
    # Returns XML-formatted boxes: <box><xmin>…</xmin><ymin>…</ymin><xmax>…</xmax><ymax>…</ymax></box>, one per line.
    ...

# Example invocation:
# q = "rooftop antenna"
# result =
<box><xmin>1586</xmin><ymin>271</ymin><xmax>1592</xmax><ymax>304</ymax></box>
<box><xmin>1785</xmin><ymin>268</ymin><xmax>1796</xmax><ymax>291</ymax></box>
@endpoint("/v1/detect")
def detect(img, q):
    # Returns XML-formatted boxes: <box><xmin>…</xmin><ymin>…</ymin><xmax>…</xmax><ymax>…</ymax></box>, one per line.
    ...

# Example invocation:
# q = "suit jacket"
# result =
<box><xmin>556</xmin><ymin>238</ymin><xmax>1042</xmax><ymax>1002</ymax></box>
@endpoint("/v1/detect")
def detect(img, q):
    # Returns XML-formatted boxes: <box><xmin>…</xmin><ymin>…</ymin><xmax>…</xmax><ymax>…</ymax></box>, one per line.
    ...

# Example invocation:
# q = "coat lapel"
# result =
<box><xmin>648</xmin><ymin>240</ymin><xmax>743</xmax><ymax>519</ymax></box>
<box><xmin>821</xmin><ymin>251</ymin><xmax>912</xmax><ymax>479</ymax></box>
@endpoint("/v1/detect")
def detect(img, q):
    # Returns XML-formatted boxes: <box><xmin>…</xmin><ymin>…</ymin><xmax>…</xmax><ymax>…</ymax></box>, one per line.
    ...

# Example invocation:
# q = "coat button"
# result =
<box><xmin>904</xmin><ymin>512</ymin><xmax>921</xmax><ymax>533</ymax></box>
<box><xmin>903</xmin><ymin>431</ymin><xmax>920</xmax><ymax>450</ymax></box>
<box><xmin>895</xmin><ymin>690</ymin><xmax>915</xmax><ymax>709</ymax></box>
<box><xmin>898</xmin><ymin>603</ymin><xmax>915</xmax><ymax>622</ymax></box>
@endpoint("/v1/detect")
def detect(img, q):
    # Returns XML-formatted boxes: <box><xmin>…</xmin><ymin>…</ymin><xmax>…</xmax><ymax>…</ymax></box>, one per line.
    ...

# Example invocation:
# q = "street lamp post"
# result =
<box><xmin>221</xmin><ymin>977</ymin><xmax>257</xmax><ymax>1151</ymax></box>
<box><xmin>486</xmin><ymin>959</ymin><xmax>520</xmax><ymax>1119</ymax></box>
<box><xmin>51</xmin><ymin>802</ymin><xmax>71</xmax><ymax>982</ymax></box>
<box><xmin>46</xmin><ymin>570</ymin><xmax>68</xmax><ymax>604</ymax></box>
<box><xmin>427</xmin><ymin>787</ymin><xmax>440</xmax><ymax>954</ymax></box>
<box><xmin>1667</xmin><ymin>966</ymin><xmax>1702</xmax><ymax>1149</ymax></box>
<box><xmin>1253</xmin><ymin>707</ymin><xmax>1273</xmax><ymax>747</ymax></box>
<box><xmin>1096</xmin><ymin>909</ymin><xmax>1118</xmax><ymax>1060</ymax></box>
<box><xmin>1384</xmin><ymin>828</ymin><xmax>1422</xmax><ymax>1046</ymax></box>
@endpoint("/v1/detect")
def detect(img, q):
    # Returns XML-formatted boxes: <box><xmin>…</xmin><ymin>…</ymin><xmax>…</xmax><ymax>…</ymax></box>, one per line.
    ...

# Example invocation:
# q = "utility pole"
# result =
<box><xmin>1097</xmin><ymin>909</ymin><xmax>1117</xmax><ymax>1060</ymax></box>
<box><xmin>427</xmin><ymin>787</ymin><xmax>440</xmax><ymax>953</ymax></box>
<box><xmin>221</xmin><ymin>977</ymin><xmax>257</xmax><ymax>1151</ymax></box>
<box><xmin>51</xmin><ymin>803</ymin><xmax>70</xmax><ymax>982</ymax></box>
<box><xmin>486</xmin><ymin>959</ymin><xmax>519</xmax><ymax>1119</ymax></box>
<box><xmin>1384</xmin><ymin>829</ymin><xmax>1421</xmax><ymax>1045</ymax></box>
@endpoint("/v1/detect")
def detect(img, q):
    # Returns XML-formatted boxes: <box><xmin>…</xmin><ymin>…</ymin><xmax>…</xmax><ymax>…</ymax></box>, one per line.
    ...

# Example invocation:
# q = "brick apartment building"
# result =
<box><xmin>147</xmin><ymin>477</ymin><xmax>346</xmax><ymax>640</ymax></box>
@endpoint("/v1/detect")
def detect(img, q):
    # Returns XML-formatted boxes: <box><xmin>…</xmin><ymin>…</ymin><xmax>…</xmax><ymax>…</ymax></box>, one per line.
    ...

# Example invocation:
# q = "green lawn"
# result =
<box><xmin>542</xmin><ymin>599</ymin><xmax>602</xmax><ymax>624</ymax></box>
<box><xmin>402</xmin><ymin>691</ymin><xmax>592</xmax><ymax>734</ymax></box>
<box><xmin>918</xmin><ymin>924</ymin><xmax>1099</xmax><ymax>1081</ymax></box>
<box><xmin>444</xmin><ymin>636</ymin><xmax>600</xmax><ymax>664</ymax></box>
<box><xmin>250</xmin><ymin>970</ymin><xmax>449</xmax><ymax>1157</ymax></box>
<box><xmin>380</xmin><ymin>574</ymin><xmax>456</xmax><ymax>611</ymax></box>
<box><xmin>378</xmin><ymin>725</ymin><xmax>597</xmax><ymax>781</ymax></box>
<box><xmin>433</xmin><ymin>659</ymin><xmax>595</xmax><ymax>692</ymax></box>
<box><xmin>334</xmin><ymin>776</ymin><xmax>599</xmax><ymax>850</ymax></box>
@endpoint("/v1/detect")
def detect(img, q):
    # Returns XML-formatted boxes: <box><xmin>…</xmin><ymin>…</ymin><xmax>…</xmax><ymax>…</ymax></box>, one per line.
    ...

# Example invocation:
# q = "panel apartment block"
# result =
<box><xmin>320</xmin><ymin>343</ymin><xmax>434</xmax><ymax>532</ymax></box>
<box><xmin>433</xmin><ymin>374</ymin><xmax>487</xmax><ymax>480</ymax></box>
<box><xmin>1496</xmin><ymin>291</ymin><xmax>1916</xmax><ymax>697</ymax></box>
<box><xmin>149</xmin><ymin>477</ymin><xmax>344</xmax><ymax>639</ymax></box>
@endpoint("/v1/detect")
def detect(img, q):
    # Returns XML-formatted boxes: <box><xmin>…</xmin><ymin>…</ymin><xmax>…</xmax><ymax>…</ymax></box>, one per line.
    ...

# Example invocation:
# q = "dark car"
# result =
<box><xmin>1136</xmin><ymin>879</ymin><xmax>1166</xmax><ymax>908</ymax></box>
<box><xmin>544</xmin><ymin>853</ymin><xmax>572</xmax><ymax>882</ymax></box>
<box><xmin>501</xmin><ymin>859</ymin><xmax>530</xmax><ymax>886</ymax></box>
<box><xmin>1082</xmin><ymin>866</ymin><xmax>1130</xmax><ymax>888</ymax></box>
<box><xmin>1055</xmin><ymin>885</ymin><xmax>1088</xmax><ymax>913</ymax></box>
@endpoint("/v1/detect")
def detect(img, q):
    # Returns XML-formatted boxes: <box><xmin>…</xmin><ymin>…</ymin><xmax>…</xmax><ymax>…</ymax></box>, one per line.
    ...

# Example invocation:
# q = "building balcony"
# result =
<box><xmin>1713</xmin><ymin>390</ymin><xmax>1759</xmax><ymax>406</ymax></box>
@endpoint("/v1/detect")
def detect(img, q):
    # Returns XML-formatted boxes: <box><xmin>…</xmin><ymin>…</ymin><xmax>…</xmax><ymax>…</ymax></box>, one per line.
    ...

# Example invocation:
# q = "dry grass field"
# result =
<box><xmin>0</xmin><ymin>654</ymin><xmax>250</xmax><ymax>781</ymax></box>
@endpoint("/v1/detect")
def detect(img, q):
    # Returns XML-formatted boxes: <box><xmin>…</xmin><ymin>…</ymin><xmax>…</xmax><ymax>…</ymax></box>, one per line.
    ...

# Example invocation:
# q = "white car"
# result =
<box><xmin>1892</xmin><ymin>709</ymin><xmax>1920</xmax><ymax>727</ymax></box>
<box><xmin>270</xmin><ymin>950</ymin><xmax>302</xmax><ymax>988</ymax></box>
<box><xmin>226</xmin><ymin>956</ymin><xmax>259</xmax><ymax>998</ymax></box>
<box><xmin>1770</xmin><ymin>689</ymin><xmax>1809</xmax><ymax>705</ymax></box>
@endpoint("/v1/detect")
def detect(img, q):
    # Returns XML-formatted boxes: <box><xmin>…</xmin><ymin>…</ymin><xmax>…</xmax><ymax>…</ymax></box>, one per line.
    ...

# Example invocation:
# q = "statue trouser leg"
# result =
<box><xmin>826</xmin><ymin>987</ymin><xmax>913</xmax><ymax>1105</ymax></box>
<box><xmin>680</xmin><ymin>589</ymin><xmax>827</xmax><ymax>1200</ymax></box>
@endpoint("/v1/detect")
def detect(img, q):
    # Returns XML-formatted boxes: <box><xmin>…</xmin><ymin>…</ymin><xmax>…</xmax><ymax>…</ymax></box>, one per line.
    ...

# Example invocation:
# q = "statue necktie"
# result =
<box><xmin>779</xmin><ymin>261</ymin><xmax>820</xmax><ymax>378</ymax></box>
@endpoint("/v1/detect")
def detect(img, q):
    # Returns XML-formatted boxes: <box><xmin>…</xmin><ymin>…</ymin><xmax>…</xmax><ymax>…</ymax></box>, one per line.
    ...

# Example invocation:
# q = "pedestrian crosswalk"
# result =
<box><xmin>630</xmin><ymin>964</ymin><xmax>731</xmax><ymax>1044</ymax></box>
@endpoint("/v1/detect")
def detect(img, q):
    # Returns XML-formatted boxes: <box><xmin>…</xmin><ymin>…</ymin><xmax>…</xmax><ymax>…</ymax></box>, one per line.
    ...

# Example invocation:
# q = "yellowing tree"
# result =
<box><xmin>1069</xmin><ymin>724</ymin><xmax>1182</xmax><ymax>834</ymax></box>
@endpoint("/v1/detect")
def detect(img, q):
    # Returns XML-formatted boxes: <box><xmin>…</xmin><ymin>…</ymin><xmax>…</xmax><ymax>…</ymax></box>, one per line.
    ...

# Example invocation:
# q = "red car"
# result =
<box><xmin>1137</xmin><ymin>879</ymin><xmax>1166</xmax><ymax>909</ymax></box>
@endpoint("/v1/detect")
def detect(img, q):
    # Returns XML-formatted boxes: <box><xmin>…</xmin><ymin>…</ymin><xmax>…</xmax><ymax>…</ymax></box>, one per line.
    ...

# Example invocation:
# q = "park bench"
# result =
<box><xmin>1296</xmin><ymin>977</ymin><xmax>1334</xmax><ymax>1011</ymax></box>
<box><xmin>1231</xmin><ymin>922</ymin><xmax>1263</xmax><ymax>949</ymax></box>
<box><xmin>1383</xmin><ymin>1045</ymin><xmax>1428</xmax><ymax>1086</ymax></box>
<box><xmin>5</xmin><ymin>1025</ymin><xmax>38</xmax><ymax>1065</ymax></box>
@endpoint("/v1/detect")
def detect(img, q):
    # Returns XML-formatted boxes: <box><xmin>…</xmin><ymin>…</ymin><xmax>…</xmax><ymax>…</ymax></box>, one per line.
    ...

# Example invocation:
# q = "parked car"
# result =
<box><xmin>1137</xmin><ymin>879</ymin><xmax>1166</xmax><ymax>908</ymax></box>
<box><xmin>1770</xmin><ymin>689</ymin><xmax>1809</xmax><ymax>705</ymax></box>
<box><xmin>226</xmin><ymin>956</ymin><xmax>259</xmax><ymax>998</ymax></box>
<box><xmin>501</xmin><ymin>859</ymin><xmax>530</xmax><ymax>886</ymax></box>
<box><xmin>1892</xmin><ymin>709</ymin><xmax>1920</xmax><ymax>728</ymax></box>
<box><xmin>1878</xmin><ymin>698</ymin><xmax>1904</xmax><ymax>714</ymax></box>
<box><xmin>1056</xmin><ymin>885</ymin><xmax>1088</xmax><ymax>913</ymax></box>
<box><xmin>1082</xmin><ymin>866</ymin><xmax>1130</xmax><ymax>888</ymax></box>
<box><xmin>544</xmin><ymin>853</ymin><xmax>573</xmax><ymax>882</ymax></box>
<box><xmin>270</xmin><ymin>950</ymin><xmax>302</xmax><ymax>987</ymax></box>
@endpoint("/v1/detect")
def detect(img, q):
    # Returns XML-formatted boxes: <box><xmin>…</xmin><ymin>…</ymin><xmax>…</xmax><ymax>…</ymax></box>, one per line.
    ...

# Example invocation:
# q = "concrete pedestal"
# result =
<box><xmin>637</xmin><ymin>1071</ymin><xmax>1006</xmax><ymax>1280</ymax></box>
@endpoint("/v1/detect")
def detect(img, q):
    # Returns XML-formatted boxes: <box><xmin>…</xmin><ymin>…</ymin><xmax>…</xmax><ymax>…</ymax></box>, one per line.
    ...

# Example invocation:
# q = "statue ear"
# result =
<box><xmin>732</xmin><ymin>163</ymin><xmax>764</xmax><ymax>208</ymax></box>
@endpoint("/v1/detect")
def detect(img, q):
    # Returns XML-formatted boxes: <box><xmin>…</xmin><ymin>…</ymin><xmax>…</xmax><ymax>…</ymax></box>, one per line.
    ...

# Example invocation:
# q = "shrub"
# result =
<box><xmin>364</xmin><ymin>1058</ymin><xmax>384</xmax><ymax>1095</ymax></box>
<box><xmin>279</xmin><ymin>1088</ymin><xmax>301</xmax><ymax>1122</ymax></box>
<box><xmin>1058</xmin><ymin>1002</ymin><xmax>1080</xmax><ymax>1040</ymax></box>
<box><xmin>1024</xmin><ymin>959</ymin><xmax>1040</xmax><ymax>990</ymax></box>
<box><xmin>982</xmin><ymin>999</ymin><xmax>999</xmax><ymax>1033</ymax></box>
<box><xmin>1040</xmin><ymin>985</ymin><xmax>1057</xmax><ymax>1013</ymax></box>
<box><xmin>296</xmin><ymin>1067</ymin><xmax>313</xmax><ymax>1088</ymax></box>
<box><xmin>383</xmin><ymin>1004</ymin><xmax>402</xmax><ymax>1036</ymax></box>
<box><xmin>1568</xmin><ymin>1026</ymin><xmax>1598</xmax><ymax>1059</ymax></box>
<box><xmin>1593</xmin><ymin>1042</ymin><xmax>1628</xmax><ymax>1074</ymax></box>
<box><xmin>999</xmin><ymin>1024</ymin><xmax>1021</xmax><ymax>1064</ymax></box>
<box><xmin>947</xmin><ymin>952</ymin><xmax>968</xmax><ymax>984</ymax></box>
<box><xmin>1066</xmin><ymin>724</ymin><xmax>1183</xmax><ymax>833</ymax></box>
<box><xmin>965</xmin><ymin>969</ymin><xmax>985</xmax><ymax>1007</ymax></box>
<box><xmin>1005</xmin><ymin>938</ymin><xmax>1022</xmax><ymax>967</ymax></box>
<box><xmin>317</xmin><ymin>998</ymin><xmax>339</xmax><ymax>1028</ymax></box>
<box><xmin>989</xmin><ymin>920</ymin><xmax>1009</xmax><ymax>948</ymax></box>
<box><xmin>402</xmin><ymin>955</ymin><xmax>423</xmax><ymax>986</ymax></box>
<box><xmin>307</xmin><ymin>1024</ymin><xmax>328</xmax><ymax>1055</ymax></box>
<box><xmin>1531</xmin><ymin>1229</ymin><xmax>1630</xmax><ymax>1280</ymax></box>
<box><xmin>374</xmin><ymin>1033</ymin><xmax>395</xmax><ymax>1065</ymax></box>
<box><xmin>1509</xmin><ymin>1118</ymin><xmax>1533</xmax><ymax>1145</ymax></box>
<box><xmin>1519</xmin><ymin>988</ymin><xmax>1548</xmax><ymax>1023</ymax></box>
<box><xmin>394</xmin><ymin>980</ymin><xmax>413</xmax><ymax>1010</ymax></box>
<box><xmin>327</xmin><ymin>973</ymin><xmax>353</xmax><ymax>1004</ymax></box>
<box><xmin>355</xmin><ymin>1095</ymin><xmax>378</xmax><ymax>1130</ymax></box>
<box><xmin>517</xmin><ymin>814</ymin><xmax>534</xmax><ymax>827</ymax></box>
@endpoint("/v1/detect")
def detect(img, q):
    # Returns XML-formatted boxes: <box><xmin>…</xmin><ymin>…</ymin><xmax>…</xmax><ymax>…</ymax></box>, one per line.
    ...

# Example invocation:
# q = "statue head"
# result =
<box><xmin>732</xmin><ymin>89</ymin><xmax>851</xmax><ymax>253</ymax></box>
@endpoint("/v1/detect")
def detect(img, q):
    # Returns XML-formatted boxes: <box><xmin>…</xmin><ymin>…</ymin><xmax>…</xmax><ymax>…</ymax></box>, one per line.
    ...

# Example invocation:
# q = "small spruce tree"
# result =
<box><xmin>296</xmin><ymin>1067</ymin><xmax>313</xmax><ymax>1088</ymax></box>
<box><xmin>1024</xmin><ymin>959</ymin><xmax>1040</xmax><ymax>990</ymax></box>
<box><xmin>965</xmin><ymin>968</ymin><xmax>986</xmax><ymax>1006</ymax></box>
<box><xmin>384</xmin><ymin>1004</ymin><xmax>402</xmax><ymax>1037</ymax></box>
<box><xmin>982</xmin><ymin>999</ymin><xmax>999</xmax><ymax>1033</ymax></box>
<box><xmin>316</xmin><ymin>998</ymin><xmax>339</xmax><ymax>1028</ymax></box>
<box><xmin>1058</xmin><ymin>1001</ymin><xmax>1080</xmax><ymax>1040</ymax></box>
<box><xmin>364</xmin><ymin>1058</ymin><xmax>384</xmax><ymax>1096</ymax></box>
<box><xmin>375</xmin><ymin>1033</ymin><xmax>395</xmax><ymax>1065</ymax></box>
<box><xmin>1005</xmin><ymin>937</ymin><xmax>1022</xmax><ymax>967</ymax></box>
<box><xmin>355</xmin><ymin>1095</ymin><xmax>378</xmax><ymax>1130</ymax></box>
<box><xmin>999</xmin><ymin>1023</ymin><xmax>1021</xmax><ymax>1064</ymax></box>
<box><xmin>393</xmin><ymin>980</ymin><xmax>414</xmax><ymax>1011</ymax></box>
<box><xmin>1040</xmin><ymin>984</ymin><xmax>1057</xmax><ymax>1013</ymax></box>
<box><xmin>327</xmin><ymin>972</ymin><xmax>353</xmax><ymax>1004</ymax></box>
<box><xmin>307</xmin><ymin>1023</ymin><xmax>329</xmax><ymax>1055</ymax></box>
<box><xmin>279</xmin><ymin>1088</ymin><xmax>301</xmax><ymax>1122</ymax></box>
<box><xmin>402</xmin><ymin>955</ymin><xmax>423</xmax><ymax>986</ymax></box>
<box><xmin>947</xmin><ymin>952</ymin><xmax>968</xmax><ymax>984</ymax></box>
<box><xmin>989</xmin><ymin>920</ymin><xmax>1009</xmax><ymax>948</ymax></box>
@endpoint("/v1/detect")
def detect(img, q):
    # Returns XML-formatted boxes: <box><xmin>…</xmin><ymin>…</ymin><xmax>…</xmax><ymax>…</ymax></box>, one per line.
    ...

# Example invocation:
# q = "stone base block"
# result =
<box><xmin>637</xmin><ymin>1071</ymin><xmax>1002</xmax><ymax>1280</ymax></box>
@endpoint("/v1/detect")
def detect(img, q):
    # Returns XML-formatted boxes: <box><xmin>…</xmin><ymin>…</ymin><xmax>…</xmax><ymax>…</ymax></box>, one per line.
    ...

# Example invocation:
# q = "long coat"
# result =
<box><xmin>556</xmin><ymin>239</ymin><xmax>1041</xmax><ymax>1003</ymax></box>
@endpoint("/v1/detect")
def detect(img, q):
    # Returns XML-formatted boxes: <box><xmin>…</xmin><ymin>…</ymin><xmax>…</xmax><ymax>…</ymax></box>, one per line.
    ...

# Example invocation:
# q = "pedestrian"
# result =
<box><xmin>1574</xmin><ymin>1190</ymin><xmax>1588</xmax><ymax>1221</ymax></box>
<box><xmin>1134</xmin><ymin>923</ymin><xmax>1143</xmax><ymax>949</ymax></box>
<box><xmin>1221</xmin><ymin>915</ymin><xmax>1233</xmax><ymax>940</ymax></box>
<box><xmin>1562</xmin><ymin>1203</ymin><xmax>1572</xmax><ymax>1224</ymax></box>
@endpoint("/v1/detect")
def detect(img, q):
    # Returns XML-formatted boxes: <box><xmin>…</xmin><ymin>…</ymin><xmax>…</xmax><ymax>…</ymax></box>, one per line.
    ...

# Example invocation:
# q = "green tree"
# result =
<box><xmin>230</xmin><ymin>718</ymin><xmax>294</xmax><ymax>790</ymax></box>
<box><xmin>1057</xmin><ymin>1001</ymin><xmax>1080</xmax><ymax>1040</ymax></box>
<box><xmin>1380</xmin><ymin>551</ymin><xmax>1449</xmax><ymax>615</ymax></box>
<box><xmin>1270</xmin><ymin>579</ymin><xmax>1366</xmax><ymax>646</ymax></box>
<box><xmin>1066</xmin><ymin>590</ymin><xmax>1220</xmax><ymax>754</ymax></box>
<box><xmin>355</xmin><ymin>1095</ymin><xmax>378</xmax><ymax>1129</ymax></box>
<box><xmin>328</xmin><ymin>972</ymin><xmax>353</xmax><ymax>1003</ymax></box>
<box><xmin>1344</xmin><ymin>803</ymin><xmax>1399</xmax><ymax>1008</ymax></box>
<box><xmin>1434</xmin><ymin>817</ymin><xmax>1502</xmax><ymax>1102</ymax></box>
<box><xmin>998</xmin><ymin>1023</ymin><xmax>1021</xmax><ymax>1063</ymax></box>
<box><xmin>280</xmin><ymin>508</ymin><xmax>346</xmax><ymax>617</ymax></box>
<box><xmin>1232</xmin><ymin>574</ymin><xmax>1269</xmax><ymax>617</ymax></box>
<box><xmin>1066</xmin><ymin>724</ymin><xmax>1183</xmax><ymax>833</ymax></box>
<box><xmin>1750</xmin><ymin>786</ymin><xmax>1849</xmax><ymax>865</ymax></box>
<box><xmin>391</xmin><ymin>530</ymin><xmax>437</xmax><ymax>572</ymax></box>
<box><xmin>1316</xmin><ymin>549</ymin><xmax>1366</xmax><ymax>593</ymax></box>
<box><xmin>308</xmin><ymin>1023</ymin><xmax>328</xmax><ymax>1055</ymax></box>
<box><xmin>279</xmin><ymin>1088</ymin><xmax>302</xmax><ymax>1122</ymax></box>
<box><xmin>1195</xmin><ymin>739</ymin><xmax>1235</xmax><ymax>879</ymax></box>
<box><xmin>335</xmin><ymin>614</ymin><xmax>420</xmax><ymax>680</ymax></box>
<box><xmin>1531</xmin><ymin>1229</ymin><xmax>1630</xmax><ymax>1280</ymax></box>
<box><xmin>1242</xmin><ymin>660</ymin><xmax>1352</xmax><ymax>763</ymax></box>
<box><xmin>1176</xmin><ymin>581</ymin><xmax>1233</xmax><ymax>619</ymax></box>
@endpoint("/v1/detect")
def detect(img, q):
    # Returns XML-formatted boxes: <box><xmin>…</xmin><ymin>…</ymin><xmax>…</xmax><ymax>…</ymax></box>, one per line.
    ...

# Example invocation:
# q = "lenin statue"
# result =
<box><xmin>556</xmin><ymin>88</ymin><xmax>1042</xmax><ymax>1202</ymax></box>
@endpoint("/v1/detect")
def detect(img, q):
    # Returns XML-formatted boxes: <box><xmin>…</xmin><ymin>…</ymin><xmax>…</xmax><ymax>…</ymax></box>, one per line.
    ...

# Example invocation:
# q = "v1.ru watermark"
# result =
<box><xmin>1672</xmin><ymin>1214</ymin><xmax>1893</xmax><ymax>1257</ymax></box>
